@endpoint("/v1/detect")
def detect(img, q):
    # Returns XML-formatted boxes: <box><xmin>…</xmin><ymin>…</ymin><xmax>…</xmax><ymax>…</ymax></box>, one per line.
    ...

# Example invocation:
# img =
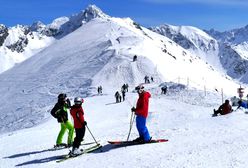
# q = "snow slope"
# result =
<box><xmin>1</xmin><ymin>84</ymin><xmax>248</xmax><ymax>168</ymax></box>
<box><xmin>0</xmin><ymin>14</ymin><xmax>242</xmax><ymax>134</ymax></box>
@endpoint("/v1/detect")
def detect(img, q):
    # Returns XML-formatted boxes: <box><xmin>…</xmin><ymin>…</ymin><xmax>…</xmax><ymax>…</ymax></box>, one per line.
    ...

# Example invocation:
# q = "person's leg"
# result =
<box><xmin>136</xmin><ymin>116</ymin><xmax>151</xmax><ymax>142</ymax></box>
<box><xmin>74</xmin><ymin>127</ymin><xmax>85</xmax><ymax>148</ymax></box>
<box><xmin>56</xmin><ymin>123</ymin><xmax>66</xmax><ymax>145</ymax></box>
<box><xmin>65</xmin><ymin>121</ymin><xmax>74</xmax><ymax>145</ymax></box>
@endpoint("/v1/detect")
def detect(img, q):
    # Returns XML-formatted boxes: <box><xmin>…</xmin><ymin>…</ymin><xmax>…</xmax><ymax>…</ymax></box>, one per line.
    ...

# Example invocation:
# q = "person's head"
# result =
<box><xmin>135</xmin><ymin>84</ymin><xmax>144</xmax><ymax>94</ymax></box>
<box><xmin>74</xmin><ymin>97</ymin><xmax>84</xmax><ymax>106</ymax></box>
<box><xmin>58</xmin><ymin>93</ymin><xmax>67</xmax><ymax>103</ymax></box>
<box><xmin>225</xmin><ymin>99</ymin><xmax>229</xmax><ymax>104</ymax></box>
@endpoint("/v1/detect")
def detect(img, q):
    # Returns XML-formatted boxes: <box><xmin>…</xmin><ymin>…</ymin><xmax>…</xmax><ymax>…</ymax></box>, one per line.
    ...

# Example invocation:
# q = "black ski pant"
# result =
<box><xmin>213</xmin><ymin>109</ymin><xmax>223</xmax><ymax>115</ymax></box>
<box><xmin>73</xmin><ymin>126</ymin><xmax>85</xmax><ymax>148</ymax></box>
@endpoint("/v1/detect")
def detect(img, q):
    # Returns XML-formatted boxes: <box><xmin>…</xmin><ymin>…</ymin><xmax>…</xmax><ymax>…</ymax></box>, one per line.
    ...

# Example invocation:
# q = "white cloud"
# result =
<box><xmin>141</xmin><ymin>0</ymin><xmax>248</xmax><ymax>6</ymax></box>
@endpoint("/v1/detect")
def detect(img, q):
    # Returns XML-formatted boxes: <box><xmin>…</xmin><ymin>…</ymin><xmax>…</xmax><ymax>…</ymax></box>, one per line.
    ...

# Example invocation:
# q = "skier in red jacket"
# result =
<box><xmin>69</xmin><ymin>97</ymin><xmax>87</xmax><ymax>156</ymax></box>
<box><xmin>131</xmin><ymin>84</ymin><xmax>151</xmax><ymax>143</ymax></box>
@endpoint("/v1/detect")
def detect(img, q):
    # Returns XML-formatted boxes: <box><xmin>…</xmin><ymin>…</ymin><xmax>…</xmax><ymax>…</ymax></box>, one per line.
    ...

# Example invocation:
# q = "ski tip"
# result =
<box><xmin>157</xmin><ymin>139</ymin><xmax>169</xmax><ymax>142</ymax></box>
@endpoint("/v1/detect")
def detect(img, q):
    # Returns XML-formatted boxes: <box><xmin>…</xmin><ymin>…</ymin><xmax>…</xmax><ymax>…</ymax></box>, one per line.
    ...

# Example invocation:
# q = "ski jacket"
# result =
<box><xmin>218</xmin><ymin>103</ymin><xmax>232</xmax><ymax>115</ymax></box>
<box><xmin>238</xmin><ymin>101</ymin><xmax>248</xmax><ymax>109</ymax></box>
<box><xmin>51</xmin><ymin>100</ymin><xmax>70</xmax><ymax>123</ymax></box>
<box><xmin>70</xmin><ymin>105</ymin><xmax>85</xmax><ymax>128</ymax></box>
<box><xmin>135</xmin><ymin>91</ymin><xmax>151</xmax><ymax>118</ymax></box>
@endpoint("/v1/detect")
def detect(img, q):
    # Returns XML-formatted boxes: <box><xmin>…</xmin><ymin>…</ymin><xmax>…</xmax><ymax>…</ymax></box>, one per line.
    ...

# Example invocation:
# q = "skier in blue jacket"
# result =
<box><xmin>236</xmin><ymin>100</ymin><xmax>248</xmax><ymax>110</ymax></box>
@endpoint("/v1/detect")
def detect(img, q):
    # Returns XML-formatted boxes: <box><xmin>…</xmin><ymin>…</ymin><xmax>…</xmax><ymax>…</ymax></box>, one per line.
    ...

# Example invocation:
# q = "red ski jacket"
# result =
<box><xmin>135</xmin><ymin>91</ymin><xmax>151</xmax><ymax>118</ymax></box>
<box><xmin>70</xmin><ymin>105</ymin><xmax>85</xmax><ymax>128</ymax></box>
<box><xmin>219</xmin><ymin>103</ymin><xmax>232</xmax><ymax>115</ymax></box>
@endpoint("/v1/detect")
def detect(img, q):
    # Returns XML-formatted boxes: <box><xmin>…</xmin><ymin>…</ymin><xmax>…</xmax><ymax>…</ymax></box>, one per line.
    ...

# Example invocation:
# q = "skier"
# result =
<box><xmin>115</xmin><ymin>91</ymin><xmax>121</xmax><ymax>103</ymax></box>
<box><xmin>133</xmin><ymin>55</ymin><xmax>137</xmax><ymax>62</ymax></box>
<box><xmin>99</xmin><ymin>86</ymin><xmax>102</xmax><ymax>94</ymax></box>
<box><xmin>151</xmin><ymin>76</ymin><xmax>154</xmax><ymax>82</ymax></box>
<box><xmin>97</xmin><ymin>86</ymin><xmax>102</xmax><ymax>95</ymax></box>
<box><xmin>51</xmin><ymin>93</ymin><xmax>74</xmax><ymax>147</ymax></box>
<box><xmin>126</xmin><ymin>83</ymin><xmax>129</xmax><ymax>92</ymax></box>
<box><xmin>212</xmin><ymin>99</ymin><xmax>232</xmax><ymax>117</ymax></box>
<box><xmin>161</xmin><ymin>85</ymin><xmax>167</xmax><ymax>95</ymax></box>
<box><xmin>236</xmin><ymin>100</ymin><xmax>248</xmax><ymax>110</ymax></box>
<box><xmin>144</xmin><ymin>76</ymin><xmax>148</xmax><ymax>83</ymax></box>
<box><xmin>121</xmin><ymin>89</ymin><xmax>126</xmax><ymax>101</ymax></box>
<box><xmin>69</xmin><ymin>97</ymin><xmax>87</xmax><ymax>156</ymax></box>
<box><xmin>131</xmin><ymin>84</ymin><xmax>152</xmax><ymax>143</ymax></box>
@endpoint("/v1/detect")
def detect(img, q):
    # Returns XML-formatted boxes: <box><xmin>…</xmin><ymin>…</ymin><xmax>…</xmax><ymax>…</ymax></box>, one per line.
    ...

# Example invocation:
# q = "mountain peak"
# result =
<box><xmin>30</xmin><ymin>21</ymin><xmax>46</xmax><ymax>32</ymax></box>
<box><xmin>82</xmin><ymin>4</ymin><xmax>109</xmax><ymax>22</ymax></box>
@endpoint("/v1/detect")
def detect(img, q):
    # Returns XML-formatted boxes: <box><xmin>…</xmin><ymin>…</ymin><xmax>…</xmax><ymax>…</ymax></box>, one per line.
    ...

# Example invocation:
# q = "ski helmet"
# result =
<box><xmin>74</xmin><ymin>97</ymin><xmax>83</xmax><ymax>105</ymax></box>
<box><xmin>58</xmin><ymin>93</ymin><xmax>67</xmax><ymax>100</ymax></box>
<box><xmin>135</xmin><ymin>84</ymin><xmax>144</xmax><ymax>93</ymax></box>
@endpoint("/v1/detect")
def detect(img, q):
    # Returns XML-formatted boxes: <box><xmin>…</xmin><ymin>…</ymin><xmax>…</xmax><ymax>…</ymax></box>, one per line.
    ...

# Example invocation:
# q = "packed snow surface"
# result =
<box><xmin>1</xmin><ymin>83</ymin><xmax>248</xmax><ymax>168</ymax></box>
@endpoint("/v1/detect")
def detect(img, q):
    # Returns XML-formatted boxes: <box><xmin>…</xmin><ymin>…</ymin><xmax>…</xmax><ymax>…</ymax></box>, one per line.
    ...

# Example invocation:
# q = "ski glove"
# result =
<box><xmin>131</xmin><ymin>107</ymin><xmax>136</xmax><ymax>112</ymax></box>
<box><xmin>84</xmin><ymin>121</ymin><xmax>87</xmax><ymax>126</ymax></box>
<box><xmin>66</xmin><ymin>99</ymin><xmax>71</xmax><ymax>108</ymax></box>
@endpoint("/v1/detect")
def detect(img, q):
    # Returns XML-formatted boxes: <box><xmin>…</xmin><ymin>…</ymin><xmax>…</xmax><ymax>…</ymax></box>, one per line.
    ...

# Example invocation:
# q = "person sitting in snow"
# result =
<box><xmin>212</xmin><ymin>99</ymin><xmax>232</xmax><ymax>117</ymax></box>
<box><xmin>51</xmin><ymin>93</ymin><xmax>74</xmax><ymax>148</ymax></box>
<box><xmin>69</xmin><ymin>97</ymin><xmax>87</xmax><ymax>156</ymax></box>
<box><xmin>131</xmin><ymin>84</ymin><xmax>152</xmax><ymax>143</ymax></box>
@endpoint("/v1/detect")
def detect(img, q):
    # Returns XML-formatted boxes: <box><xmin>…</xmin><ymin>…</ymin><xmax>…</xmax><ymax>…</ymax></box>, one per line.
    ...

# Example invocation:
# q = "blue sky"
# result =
<box><xmin>0</xmin><ymin>0</ymin><xmax>247</xmax><ymax>31</ymax></box>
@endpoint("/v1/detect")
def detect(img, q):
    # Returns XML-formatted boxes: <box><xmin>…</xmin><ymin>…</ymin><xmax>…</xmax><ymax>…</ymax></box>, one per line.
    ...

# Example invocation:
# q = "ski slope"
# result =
<box><xmin>1</xmin><ymin>83</ymin><xmax>248</xmax><ymax>168</ymax></box>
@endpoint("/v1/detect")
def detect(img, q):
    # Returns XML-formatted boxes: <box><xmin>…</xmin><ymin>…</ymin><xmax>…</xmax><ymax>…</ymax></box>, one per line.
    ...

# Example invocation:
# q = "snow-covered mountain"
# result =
<box><xmin>206</xmin><ymin>26</ymin><xmax>248</xmax><ymax>82</ymax></box>
<box><xmin>149</xmin><ymin>24</ymin><xmax>222</xmax><ymax>72</ymax></box>
<box><xmin>0</xmin><ymin>5</ymin><xmax>108</xmax><ymax>73</ymax></box>
<box><xmin>150</xmin><ymin>24</ymin><xmax>248</xmax><ymax>83</ymax></box>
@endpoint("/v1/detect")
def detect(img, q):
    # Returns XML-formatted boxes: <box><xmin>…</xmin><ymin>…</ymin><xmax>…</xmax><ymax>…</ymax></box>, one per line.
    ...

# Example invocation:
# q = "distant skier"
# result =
<box><xmin>131</xmin><ymin>84</ymin><xmax>152</xmax><ymax>143</ymax></box>
<box><xmin>212</xmin><ymin>99</ymin><xmax>232</xmax><ymax>117</ymax></box>
<box><xmin>161</xmin><ymin>85</ymin><xmax>167</xmax><ymax>95</ymax></box>
<box><xmin>115</xmin><ymin>91</ymin><xmax>121</xmax><ymax>103</ymax></box>
<box><xmin>51</xmin><ymin>93</ymin><xmax>74</xmax><ymax>147</ymax></box>
<box><xmin>151</xmin><ymin>76</ymin><xmax>154</xmax><ymax>82</ymax></box>
<box><xmin>133</xmin><ymin>55</ymin><xmax>137</xmax><ymax>62</ymax></box>
<box><xmin>126</xmin><ymin>83</ymin><xmax>129</xmax><ymax>92</ymax></box>
<box><xmin>121</xmin><ymin>89</ymin><xmax>126</xmax><ymax>101</ymax></box>
<box><xmin>69</xmin><ymin>97</ymin><xmax>87</xmax><ymax>156</ymax></box>
<box><xmin>97</xmin><ymin>86</ymin><xmax>102</xmax><ymax>94</ymax></box>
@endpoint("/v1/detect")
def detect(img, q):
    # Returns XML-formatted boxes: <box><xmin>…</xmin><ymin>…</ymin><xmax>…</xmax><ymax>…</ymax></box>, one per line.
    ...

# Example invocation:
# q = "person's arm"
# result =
<box><xmin>51</xmin><ymin>104</ymin><xmax>60</xmax><ymax>118</ymax></box>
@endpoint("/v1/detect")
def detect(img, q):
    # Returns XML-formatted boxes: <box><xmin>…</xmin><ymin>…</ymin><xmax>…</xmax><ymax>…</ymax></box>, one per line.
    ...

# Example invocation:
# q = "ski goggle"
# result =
<box><xmin>135</xmin><ymin>86</ymin><xmax>144</xmax><ymax>93</ymax></box>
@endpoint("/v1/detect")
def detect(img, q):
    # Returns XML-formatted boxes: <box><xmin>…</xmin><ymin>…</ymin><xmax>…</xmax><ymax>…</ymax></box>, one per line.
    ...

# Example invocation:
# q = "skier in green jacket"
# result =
<box><xmin>51</xmin><ymin>93</ymin><xmax>74</xmax><ymax>148</ymax></box>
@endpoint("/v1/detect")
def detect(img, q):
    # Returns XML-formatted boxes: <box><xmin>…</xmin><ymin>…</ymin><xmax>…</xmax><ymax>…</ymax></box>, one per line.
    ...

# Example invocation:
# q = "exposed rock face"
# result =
<box><xmin>0</xmin><ymin>24</ymin><xmax>9</xmax><ymax>46</ymax></box>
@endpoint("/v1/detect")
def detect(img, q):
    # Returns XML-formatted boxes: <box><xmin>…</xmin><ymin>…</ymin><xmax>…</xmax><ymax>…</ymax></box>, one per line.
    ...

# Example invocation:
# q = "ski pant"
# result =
<box><xmin>56</xmin><ymin>121</ymin><xmax>74</xmax><ymax>145</ymax></box>
<box><xmin>136</xmin><ymin>115</ymin><xmax>151</xmax><ymax>142</ymax></box>
<box><xmin>73</xmin><ymin>126</ymin><xmax>86</xmax><ymax>149</ymax></box>
<box><xmin>214</xmin><ymin>109</ymin><xmax>224</xmax><ymax>115</ymax></box>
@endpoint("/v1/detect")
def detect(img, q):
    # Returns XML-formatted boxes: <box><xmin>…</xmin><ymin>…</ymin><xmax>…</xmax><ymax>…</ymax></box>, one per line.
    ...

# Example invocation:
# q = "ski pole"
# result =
<box><xmin>85</xmin><ymin>124</ymin><xmax>100</xmax><ymax>146</ymax></box>
<box><xmin>127</xmin><ymin>111</ymin><xmax>136</xmax><ymax>141</ymax></box>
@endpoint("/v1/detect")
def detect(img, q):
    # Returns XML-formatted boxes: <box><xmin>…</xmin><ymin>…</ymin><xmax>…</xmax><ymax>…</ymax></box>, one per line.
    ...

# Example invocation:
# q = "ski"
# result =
<box><xmin>56</xmin><ymin>144</ymin><xmax>102</xmax><ymax>163</ymax></box>
<box><xmin>108</xmin><ymin>139</ymin><xmax>168</xmax><ymax>146</ymax></box>
<box><xmin>49</xmin><ymin>141</ymin><xmax>100</xmax><ymax>151</ymax></box>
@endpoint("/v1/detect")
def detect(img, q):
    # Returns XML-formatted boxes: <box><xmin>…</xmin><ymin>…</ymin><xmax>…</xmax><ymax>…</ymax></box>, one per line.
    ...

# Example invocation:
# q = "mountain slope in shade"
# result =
<box><xmin>150</xmin><ymin>24</ymin><xmax>222</xmax><ymax>72</ymax></box>
<box><xmin>151</xmin><ymin>24</ymin><xmax>248</xmax><ymax>83</ymax></box>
